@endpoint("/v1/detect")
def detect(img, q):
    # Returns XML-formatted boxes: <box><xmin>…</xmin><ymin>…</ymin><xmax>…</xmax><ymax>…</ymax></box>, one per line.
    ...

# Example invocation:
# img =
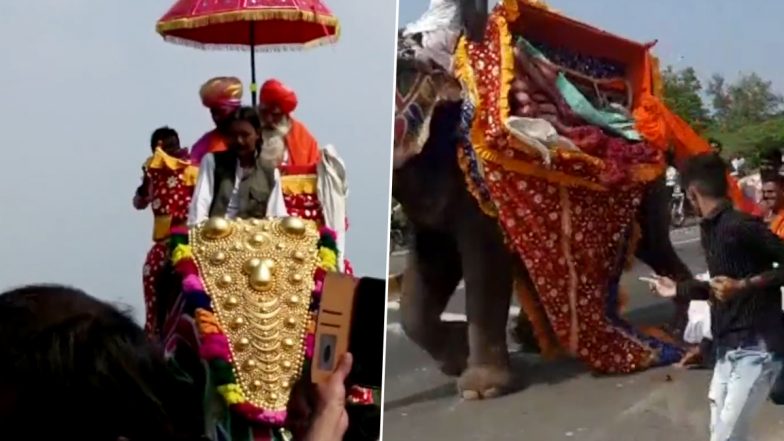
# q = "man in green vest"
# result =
<box><xmin>188</xmin><ymin>107</ymin><xmax>275</xmax><ymax>226</ymax></box>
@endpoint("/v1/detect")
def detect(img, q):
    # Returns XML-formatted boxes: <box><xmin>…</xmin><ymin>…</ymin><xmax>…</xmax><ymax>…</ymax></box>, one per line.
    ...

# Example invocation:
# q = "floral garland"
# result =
<box><xmin>168</xmin><ymin>224</ymin><xmax>339</xmax><ymax>428</ymax></box>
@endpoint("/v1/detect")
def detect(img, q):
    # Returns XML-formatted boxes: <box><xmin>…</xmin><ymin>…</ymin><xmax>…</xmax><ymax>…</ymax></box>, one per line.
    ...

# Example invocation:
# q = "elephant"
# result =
<box><xmin>392</xmin><ymin>1</ymin><xmax>694</xmax><ymax>399</ymax></box>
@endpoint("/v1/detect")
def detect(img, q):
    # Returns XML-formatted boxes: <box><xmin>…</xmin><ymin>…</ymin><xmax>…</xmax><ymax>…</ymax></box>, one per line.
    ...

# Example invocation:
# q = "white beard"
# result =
<box><xmin>260</xmin><ymin>118</ymin><xmax>291</xmax><ymax>169</ymax></box>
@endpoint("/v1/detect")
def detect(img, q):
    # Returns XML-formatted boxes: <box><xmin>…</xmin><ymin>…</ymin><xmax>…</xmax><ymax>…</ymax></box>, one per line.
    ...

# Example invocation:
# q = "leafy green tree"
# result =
<box><xmin>706</xmin><ymin>72</ymin><xmax>783</xmax><ymax>130</ymax></box>
<box><xmin>661</xmin><ymin>65</ymin><xmax>710</xmax><ymax>131</ymax></box>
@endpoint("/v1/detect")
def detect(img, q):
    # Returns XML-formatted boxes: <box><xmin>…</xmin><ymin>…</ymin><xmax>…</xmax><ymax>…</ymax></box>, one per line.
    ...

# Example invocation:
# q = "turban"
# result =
<box><xmin>200</xmin><ymin>77</ymin><xmax>243</xmax><ymax>114</ymax></box>
<box><xmin>260</xmin><ymin>79</ymin><xmax>298</xmax><ymax>115</ymax></box>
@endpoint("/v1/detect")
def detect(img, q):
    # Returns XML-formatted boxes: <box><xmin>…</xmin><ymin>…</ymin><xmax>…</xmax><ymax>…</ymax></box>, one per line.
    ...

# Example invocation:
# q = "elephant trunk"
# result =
<box><xmin>460</xmin><ymin>0</ymin><xmax>488</xmax><ymax>42</ymax></box>
<box><xmin>635</xmin><ymin>176</ymin><xmax>693</xmax><ymax>282</ymax></box>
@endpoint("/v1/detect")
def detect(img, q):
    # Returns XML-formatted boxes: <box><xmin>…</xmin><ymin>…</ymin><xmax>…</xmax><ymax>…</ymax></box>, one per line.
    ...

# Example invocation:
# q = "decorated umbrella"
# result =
<box><xmin>156</xmin><ymin>0</ymin><xmax>340</xmax><ymax>106</ymax></box>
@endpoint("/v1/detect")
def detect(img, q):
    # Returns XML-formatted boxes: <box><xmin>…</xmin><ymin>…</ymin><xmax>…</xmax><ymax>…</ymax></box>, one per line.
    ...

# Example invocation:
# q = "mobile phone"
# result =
<box><xmin>311</xmin><ymin>274</ymin><xmax>384</xmax><ymax>388</ymax></box>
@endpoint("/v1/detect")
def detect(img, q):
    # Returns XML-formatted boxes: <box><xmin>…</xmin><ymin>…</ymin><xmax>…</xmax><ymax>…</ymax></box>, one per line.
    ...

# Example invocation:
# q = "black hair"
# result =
<box><xmin>151</xmin><ymin>126</ymin><xmax>180</xmax><ymax>151</ymax></box>
<box><xmin>759</xmin><ymin>147</ymin><xmax>782</xmax><ymax>170</ymax></box>
<box><xmin>761</xmin><ymin>168</ymin><xmax>784</xmax><ymax>185</ymax></box>
<box><xmin>226</xmin><ymin>106</ymin><xmax>263</xmax><ymax>152</ymax></box>
<box><xmin>228</xmin><ymin>106</ymin><xmax>262</xmax><ymax>131</ymax></box>
<box><xmin>0</xmin><ymin>285</ymin><xmax>202</xmax><ymax>440</ymax></box>
<box><xmin>680</xmin><ymin>153</ymin><xmax>729</xmax><ymax>199</ymax></box>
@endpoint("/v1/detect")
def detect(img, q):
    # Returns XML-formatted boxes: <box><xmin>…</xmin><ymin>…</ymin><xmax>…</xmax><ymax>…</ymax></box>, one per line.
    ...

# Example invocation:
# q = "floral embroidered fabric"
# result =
<box><xmin>455</xmin><ymin>4</ymin><xmax>683</xmax><ymax>374</ymax></box>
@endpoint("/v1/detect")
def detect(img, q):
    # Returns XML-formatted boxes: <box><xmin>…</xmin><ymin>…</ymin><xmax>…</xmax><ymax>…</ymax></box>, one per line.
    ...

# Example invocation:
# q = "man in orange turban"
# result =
<box><xmin>190</xmin><ymin>76</ymin><xmax>243</xmax><ymax>166</ymax></box>
<box><xmin>258</xmin><ymin>79</ymin><xmax>320</xmax><ymax>170</ymax></box>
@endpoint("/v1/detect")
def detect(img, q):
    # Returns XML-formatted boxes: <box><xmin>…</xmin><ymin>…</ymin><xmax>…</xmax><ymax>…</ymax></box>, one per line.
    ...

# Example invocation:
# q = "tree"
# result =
<box><xmin>706</xmin><ymin>72</ymin><xmax>783</xmax><ymax>130</ymax></box>
<box><xmin>661</xmin><ymin>65</ymin><xmax>710</xmax><ymax>130</ymax></box>
<box><xmin>706</xmin><ymin>74</ymin><xmax>731</xmax><ymax>126</ymax></box>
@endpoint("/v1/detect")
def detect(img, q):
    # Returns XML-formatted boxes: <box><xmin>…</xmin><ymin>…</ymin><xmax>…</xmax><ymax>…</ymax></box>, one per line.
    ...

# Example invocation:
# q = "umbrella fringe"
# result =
<box><xmin>160</xmin><ymin>34</ymin><xmax>340</xmax><ymax>53</ymax></box>
<box><xmin>156</xmin><ymin>9</ymin><xmax>339</xmax><ymax>34</ymax></box>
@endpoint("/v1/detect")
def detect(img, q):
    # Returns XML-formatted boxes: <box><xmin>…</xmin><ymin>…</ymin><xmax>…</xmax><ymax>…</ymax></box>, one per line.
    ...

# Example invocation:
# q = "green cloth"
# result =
<box><xmin>516</xmin><ymin>36</ymin><xmax>642</xmax><ymax>141</ymax></box>
<box><xmin>555</xmin><ymin>73</ymin><xmax>642</xmax><ymax>141</ymax></box>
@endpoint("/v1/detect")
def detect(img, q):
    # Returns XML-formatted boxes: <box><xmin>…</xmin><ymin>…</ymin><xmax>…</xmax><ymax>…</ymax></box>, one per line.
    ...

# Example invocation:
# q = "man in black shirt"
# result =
<box><xmin>648</xmin><ymin>153</ymin><xmax>784</xmax><ymax>441</ymax></box>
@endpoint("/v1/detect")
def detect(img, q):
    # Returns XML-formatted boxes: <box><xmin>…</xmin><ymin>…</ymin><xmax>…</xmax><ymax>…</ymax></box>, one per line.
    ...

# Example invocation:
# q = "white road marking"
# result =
<box><xmin>672</xmin><ymin>237</ymin><xmax>700</xmax><ymax>246</ymax></box>
<box><xmin>386</xmin><ymin>306</ymin><xmax>521</xmax><ymax>332</ymax></box>
<box><xmin>386</xmin><ymin>281</ymin><xmax>465</xmax><ymax>310</ymax></box>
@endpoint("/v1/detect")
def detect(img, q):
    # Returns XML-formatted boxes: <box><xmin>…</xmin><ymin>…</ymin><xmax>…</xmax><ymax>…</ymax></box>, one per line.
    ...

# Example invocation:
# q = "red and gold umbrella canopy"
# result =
<box><xmin>157</xmin><ymin>0</ymin><xmax>339</xmax><ymax>50</ymax></box>
<box><xmin>156</xmin><ymin>0</ymin><xmax>340</xmax><ymax>104</ymax></box>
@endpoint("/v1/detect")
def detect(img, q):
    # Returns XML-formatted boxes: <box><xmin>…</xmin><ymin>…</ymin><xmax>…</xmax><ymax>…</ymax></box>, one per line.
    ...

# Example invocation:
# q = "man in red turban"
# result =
<box><xmin>258</xmin><ymin>79</ymin><xmax>320</xmax><ymax>170</ymax></box>
<box><xmin>190</xmin><ymin>77</ymin><xmax>244</xmax><ymax>166</ymax></box>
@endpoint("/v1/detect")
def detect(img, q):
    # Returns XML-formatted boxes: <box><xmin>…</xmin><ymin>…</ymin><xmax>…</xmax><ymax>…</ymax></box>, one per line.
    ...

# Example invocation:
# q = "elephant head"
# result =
<box><xmin>394</xmin><ymin>33</ymin><xmax>460</xmax><ymax>170</ymax></box>
<box><xmin>393</xmin><ymin>0</ymin><xmax>488</xmax><ymax>169</ymax></box>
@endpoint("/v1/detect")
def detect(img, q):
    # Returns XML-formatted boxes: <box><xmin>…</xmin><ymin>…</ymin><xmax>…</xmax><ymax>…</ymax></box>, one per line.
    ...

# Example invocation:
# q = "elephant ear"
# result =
<box><xmin>394</xmin><ymin>69</ymin><xmax>439</xmax><ymax>168</ymax></box>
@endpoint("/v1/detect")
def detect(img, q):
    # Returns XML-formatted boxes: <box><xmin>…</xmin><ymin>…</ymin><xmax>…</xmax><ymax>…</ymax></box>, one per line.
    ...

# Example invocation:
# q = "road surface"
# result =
<box><xmin>383</xmin><ymin>227</ymin><xmax>784</xmax><ymax>441</ymax></box>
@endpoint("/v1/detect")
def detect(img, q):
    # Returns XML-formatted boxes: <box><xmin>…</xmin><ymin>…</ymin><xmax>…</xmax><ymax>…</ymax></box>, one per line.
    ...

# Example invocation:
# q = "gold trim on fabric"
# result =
<box><xmin>624</xmin><ymin>221</ymin><xmax>641</xmax><ymax>270</ymax></box>
<box><xmin>474</xmin><ymin>145</ymin><xmax>607</xmax><ymax>191</ymax></box>
<box><xmin>190</xmin><ymin>217</ymin><xmax>321</xmax><ymax>412</ymax></box>
<box><xmin>457</xmin><ymin>147</ymin><xmax>498</xmax><ymax>217</ymax></box>
<box><xmin>281</xmin><ymin>175</ymin><xmax>317</xmax><ymax>195</ymax></box>
<box><xmin>496</xmin><ymin>15</ymin><xmax>515</xmax><ymax>125</ymax></box>
<box><xmin>513</xmin><ymin>277</ymin><xmax>561</xmax><ymax>359</ymax></box>
<box><xmin>650</xmin><ymin>55</ymin><xmax>663</xmax><ymax>98</ymax></box>
<box><xmin>153</xmin><ymin>215</ymin><xmax>172</xmax><ymax>241</ymax></box>
<box><xmin>559</xmin><ymin>187</ymin><xmax>580</xmax><ymax>354</ymax></box>
<box><xmin>146</xmin><ymin>147</ymin><xmax>199</xmax><ymax>186</ymax></box>
<box><xmin>501</xmin><ymin>0</ymin><xmax>521</xmax><ymax>20</ymax></box>
<box><xmin>454</xmin><ymin>37</ymin><xmax>480</xmax><ymax>108</ymax></box>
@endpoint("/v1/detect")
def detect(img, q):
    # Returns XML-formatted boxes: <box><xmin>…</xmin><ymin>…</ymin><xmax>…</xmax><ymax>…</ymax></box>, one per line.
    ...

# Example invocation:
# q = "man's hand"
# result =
<box><xmin>645</xmin><ymin>275</ymin><xmax>677</xmax><ymax>299</ymax></box>
<box><xmin>710</xmin><ymin>276</ymin><xmax>746</xmax><ymax>302</ymax></box>
<box><xmin>302</xmin><ymin>353</ymin><xmax>353</xmax><ymax>441</ymax></box>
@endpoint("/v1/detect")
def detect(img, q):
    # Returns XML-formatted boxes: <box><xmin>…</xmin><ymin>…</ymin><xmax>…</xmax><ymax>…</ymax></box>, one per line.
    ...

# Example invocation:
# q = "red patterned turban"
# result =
<box><xmin>200</xmin><ymin>77</ymin><xmax>243</xmax><ymax>115</ymax></box>
<box><xmin>260</xmin><ymin>79</ymin><xmax>298</xmax><ymax>115</ymax></box>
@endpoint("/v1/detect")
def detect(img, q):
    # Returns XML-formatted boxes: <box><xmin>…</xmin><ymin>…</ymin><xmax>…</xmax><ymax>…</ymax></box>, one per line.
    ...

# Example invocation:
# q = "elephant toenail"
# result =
<box><xmin>482</xmin><ymin>387</ymin><xmax>501</xmax><ymax>398</ymax></box>
<box><xmin>461</xmin><ymin>390</ymin><xmax>480</xmax><ymax>400</ymax></box>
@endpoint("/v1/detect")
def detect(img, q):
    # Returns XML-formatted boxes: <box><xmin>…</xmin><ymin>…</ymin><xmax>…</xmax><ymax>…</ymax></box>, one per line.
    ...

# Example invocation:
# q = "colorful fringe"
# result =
<box><xmin>457</xmin><ymin>99</ymin><xmax>498</xmax><ymax>218</ymax></box>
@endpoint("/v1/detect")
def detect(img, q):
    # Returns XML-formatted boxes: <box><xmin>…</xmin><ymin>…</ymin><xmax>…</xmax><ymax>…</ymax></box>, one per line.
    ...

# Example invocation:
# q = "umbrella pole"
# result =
<box><xmin>250</xmin><ymin>23</ymin><xmax>257</xmax><ymax>107</ymax></box>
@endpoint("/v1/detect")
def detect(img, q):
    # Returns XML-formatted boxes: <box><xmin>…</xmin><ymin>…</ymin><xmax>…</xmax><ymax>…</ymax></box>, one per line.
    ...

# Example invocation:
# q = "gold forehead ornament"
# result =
<box><xmin>190</xmin><ymin>216</ymin><xmax>321</xmax><ymax>412</ymax></box>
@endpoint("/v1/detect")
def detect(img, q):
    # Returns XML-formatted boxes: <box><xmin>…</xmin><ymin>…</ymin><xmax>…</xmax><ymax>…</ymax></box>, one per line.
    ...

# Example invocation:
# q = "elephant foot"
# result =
<box><xmin>435</xmin><ymin>321</ymin><xmax>469</xmax><ymax>377</ymax></box>
<box><xmin>439</xmin><ymin>356</ymin><xmax>468</xmax><ymax>377</ymax></box>
<box><xmin>457</xmin><ymin>364</ymin><xmax>512</xmax><ymax>400</ymax></box>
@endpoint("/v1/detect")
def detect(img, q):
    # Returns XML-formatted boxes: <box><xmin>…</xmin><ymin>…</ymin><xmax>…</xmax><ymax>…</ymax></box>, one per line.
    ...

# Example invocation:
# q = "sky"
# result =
<box><xmin>400</xmin><ymin>0</ymin><xmax>784</xmax><ymax>91</ymax></box>
<box><xmin>0</xmin><ymin>1</ymin><xmax>398</xmax><ymax>320</ymax></box>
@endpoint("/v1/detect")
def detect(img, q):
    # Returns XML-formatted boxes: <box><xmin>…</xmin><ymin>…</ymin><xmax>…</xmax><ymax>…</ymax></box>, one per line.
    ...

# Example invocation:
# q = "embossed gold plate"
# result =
<box><xmin>191</xmin><ymin>216</ymin><xmax>321</xmax><ymax>412</ymax></box>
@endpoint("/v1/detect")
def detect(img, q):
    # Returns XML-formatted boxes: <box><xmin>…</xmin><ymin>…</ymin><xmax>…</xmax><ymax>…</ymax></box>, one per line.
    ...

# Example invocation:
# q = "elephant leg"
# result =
<box><xmin>399</xmin><ymin>229</ymin><xmax>466</xmax><ymax>376</ymax></box>
<box><xmin>455</xmin><ymin>212</ymin><xmax>513</xmax><ymax>399</ymax></box>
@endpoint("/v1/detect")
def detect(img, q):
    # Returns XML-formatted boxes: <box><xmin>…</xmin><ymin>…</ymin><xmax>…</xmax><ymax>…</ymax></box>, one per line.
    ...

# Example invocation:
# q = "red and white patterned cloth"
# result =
<box><xmin>141</xmin><ymin>149</ymin><xmax>196</xmax><ymax>338</ymax></box>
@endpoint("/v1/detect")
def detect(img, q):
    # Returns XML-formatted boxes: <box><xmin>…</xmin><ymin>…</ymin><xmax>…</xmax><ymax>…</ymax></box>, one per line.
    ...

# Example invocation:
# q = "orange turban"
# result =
<box><xmin>260</xmin><ymin>79</ymin><xmax>298</xmax><ymax>114</ymax></box>
<box><xmin>200</xmin><ymin>76</ymin><xmax>243</xmax><ymax>113</ymax></box>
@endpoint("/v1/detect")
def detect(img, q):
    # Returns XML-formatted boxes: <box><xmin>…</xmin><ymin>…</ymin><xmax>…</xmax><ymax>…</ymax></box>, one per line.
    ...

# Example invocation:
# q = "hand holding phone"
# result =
<box><xmin>640</xmin><ymin>274</ymin><xmax>677</xmax><ymax>298</ymax></box>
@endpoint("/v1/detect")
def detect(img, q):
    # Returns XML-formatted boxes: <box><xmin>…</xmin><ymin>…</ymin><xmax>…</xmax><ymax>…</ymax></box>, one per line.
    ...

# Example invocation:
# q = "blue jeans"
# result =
<box><xmin>708</xmin><ymin>346</ymin><xmax>783</xmax><ymax>441</ymax></box>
